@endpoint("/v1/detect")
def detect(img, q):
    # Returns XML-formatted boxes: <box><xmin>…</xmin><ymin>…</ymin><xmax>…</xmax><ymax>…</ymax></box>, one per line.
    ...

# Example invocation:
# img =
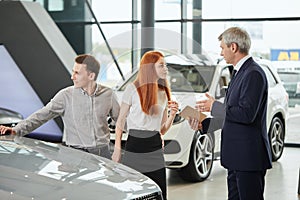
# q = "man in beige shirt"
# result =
<box><xmin>0</xmin><ymin>54</ymin><xmax>120</xmax><ymax>159</ymax></box>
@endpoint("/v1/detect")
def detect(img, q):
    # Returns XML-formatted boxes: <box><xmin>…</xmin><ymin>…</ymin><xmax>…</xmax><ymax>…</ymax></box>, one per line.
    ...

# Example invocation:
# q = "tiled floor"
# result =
<box><xmin>167</xmin><ymin>147</ymin><xmax>300</xmax><ymax>200</ymax></box>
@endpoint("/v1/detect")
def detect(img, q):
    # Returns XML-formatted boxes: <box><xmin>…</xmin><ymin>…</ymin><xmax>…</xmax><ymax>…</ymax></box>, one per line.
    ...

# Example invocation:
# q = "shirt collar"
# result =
<box><xmin>234</xmin><ymin>55</ymin><xmax>251</xmax><ymax>73</ymax></box>
<box><xmin>80</xmin><ymin>83</ymin><xmax>99</xmax><ymax>96</ymax></box>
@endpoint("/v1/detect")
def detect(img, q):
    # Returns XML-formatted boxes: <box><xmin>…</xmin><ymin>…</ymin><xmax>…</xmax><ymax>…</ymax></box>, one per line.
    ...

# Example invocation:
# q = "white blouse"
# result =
<box><xmin>122</xmin><ymin>83</ymin><xmax>167</xmax><ymax>131</ymax></box>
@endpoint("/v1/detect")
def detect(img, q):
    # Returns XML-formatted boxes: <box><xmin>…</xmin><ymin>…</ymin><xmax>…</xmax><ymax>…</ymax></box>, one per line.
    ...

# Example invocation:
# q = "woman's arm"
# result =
<box><xmin>112</xmin><ymin>102</ymin><xmax>130</xmax><ymax>162</ymax></box>
<box><xmin>160</xmin><ymin>101</ymin><xmax>178</xmax><ymax>135</ymax></box>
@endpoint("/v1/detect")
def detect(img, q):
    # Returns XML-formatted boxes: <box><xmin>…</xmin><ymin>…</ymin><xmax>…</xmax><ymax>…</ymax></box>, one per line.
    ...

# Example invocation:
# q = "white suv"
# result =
<box><xmin>110</xmin><ymin>54</ymin><xmax>289</xmax><ymax>182</ymax></box>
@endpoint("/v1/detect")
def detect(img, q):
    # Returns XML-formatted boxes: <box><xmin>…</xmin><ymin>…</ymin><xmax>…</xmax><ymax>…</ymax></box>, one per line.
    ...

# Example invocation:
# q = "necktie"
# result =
<box><xmin>232</xmin><ymin>69</ymin><xmax>237</xmax><ymax>80</ymax></box>
<box><xmin>228</xmin><ymin>69</ymin><xmax>237</xmax><ymax>88</ymax></box>
<box><xmin>225</xmin><ymin>69</ymin><xmax>237</xmax><ymax>105</ymax></box>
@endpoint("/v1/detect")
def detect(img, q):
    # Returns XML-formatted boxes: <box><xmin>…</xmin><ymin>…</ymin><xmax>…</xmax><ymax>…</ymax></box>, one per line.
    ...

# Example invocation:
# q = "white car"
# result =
<box><xmin>110</xmin><ymin>54</ymin><xmax>289</xmax><ymax>182</ymax></box>
<box><xmin>0</xmin><ymin>135</ymin><xmax>163</xmax><ymax>199</ymax></box>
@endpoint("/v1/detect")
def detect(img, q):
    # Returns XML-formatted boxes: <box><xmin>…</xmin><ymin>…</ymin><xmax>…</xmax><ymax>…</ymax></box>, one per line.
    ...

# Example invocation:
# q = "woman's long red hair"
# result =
<box><xmin>133</xmin><ymin>51</ymin><xmax>171</xmax><ymax>115</ymax></box>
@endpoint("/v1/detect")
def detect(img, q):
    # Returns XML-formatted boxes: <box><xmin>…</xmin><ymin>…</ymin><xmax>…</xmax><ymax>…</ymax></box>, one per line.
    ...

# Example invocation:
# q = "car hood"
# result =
<box><xmin>0</xmin><ymin>135</ymin><xmax>160</xmax><ymax>200</ymax></box>
<box><xmin>0</xmin><ymin>107</ymin><xmax>23</xmax><ymax>125</ymax></box>
<box><xmin>0</xmin><ymin>116</ymin><xmax>22</xmax><ymax>124</ymax></box>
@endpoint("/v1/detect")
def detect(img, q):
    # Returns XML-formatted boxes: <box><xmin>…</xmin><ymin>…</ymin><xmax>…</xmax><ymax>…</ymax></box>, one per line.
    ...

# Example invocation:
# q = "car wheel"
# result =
<box><xmin>178</xmin><ymin>130</ymin><xmax>214</xmax><ymax>182</ymax></box>
<box><xmin>268</xmin><ymin>117</ymin><xmax>285</xmax><ymax>161</ymax></box>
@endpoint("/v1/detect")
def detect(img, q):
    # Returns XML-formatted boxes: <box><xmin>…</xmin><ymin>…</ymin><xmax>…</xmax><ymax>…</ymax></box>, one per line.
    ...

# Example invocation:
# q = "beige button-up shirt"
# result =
<box><xmin>14</xmin><ymin>84</ymin><xmax>120</xmax><ymax>147</ymax></box>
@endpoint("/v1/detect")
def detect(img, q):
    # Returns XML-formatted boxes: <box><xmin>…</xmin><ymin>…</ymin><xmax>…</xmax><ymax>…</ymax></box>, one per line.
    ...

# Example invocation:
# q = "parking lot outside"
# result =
<box><xmin>286</xmin><ymin>106</ymin><xmax>300</xmax><ymax>144</ymax></box>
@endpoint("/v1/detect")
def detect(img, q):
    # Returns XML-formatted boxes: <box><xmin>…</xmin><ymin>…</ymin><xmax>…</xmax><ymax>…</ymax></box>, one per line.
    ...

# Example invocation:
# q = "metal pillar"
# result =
<box><xmin>193</xmin><ymin>0</ymin><xmax>202</xmax><ymax>54</ymax></box>
<box><xmin>181</xmin><ymin>0</ymin><xmax>187</xmax><ymax>54</ymax></box>
<box><xmin>141</xmin><ymin>0</ymin><xmax>155</xmax><ymax>57</ymax></box>
<box><xmin>132</xmin><ymin>0</ymin><xmax>138</xmax><ymax>71</ymax></box>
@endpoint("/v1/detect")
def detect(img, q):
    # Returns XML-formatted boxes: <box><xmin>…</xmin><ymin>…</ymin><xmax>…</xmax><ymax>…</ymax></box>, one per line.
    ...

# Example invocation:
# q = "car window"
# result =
<box><xmin>261</xmin><ymin>64</ymin><xmax>277</xmax><ymax>87</ymax></box>
<box><xmin>168</xmin><ymin>65</ymin><xmax>215</xmax><ymax>93</ymax></box>
<box><xmin>215</xmin><ymin>66</ymin><xmax>231</xmax><ymax>99</ymax></box>
<box><xmin>119</xmin><ymin>65</ymin><xmax>216</xmax><ymax>93</ymax></box>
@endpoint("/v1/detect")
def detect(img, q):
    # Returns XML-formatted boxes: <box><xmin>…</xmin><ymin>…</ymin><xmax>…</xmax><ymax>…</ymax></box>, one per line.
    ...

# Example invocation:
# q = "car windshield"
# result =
<box><xmin>168</xmin><ymin>64</ymin><xmax>215</xmax><ymax>93</ymax></box>
<box><xmin>118</xmin><ymin>65</ymin><xmax>216</xmax><ymax>93</ymax></box>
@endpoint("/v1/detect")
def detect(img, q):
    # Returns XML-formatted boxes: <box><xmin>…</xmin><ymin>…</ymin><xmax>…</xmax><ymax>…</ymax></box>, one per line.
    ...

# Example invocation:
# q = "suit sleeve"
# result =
<box><xmin>211</xmin><ymin>101</ymin><xmax>226</xmax><ymax>119</ymax></box>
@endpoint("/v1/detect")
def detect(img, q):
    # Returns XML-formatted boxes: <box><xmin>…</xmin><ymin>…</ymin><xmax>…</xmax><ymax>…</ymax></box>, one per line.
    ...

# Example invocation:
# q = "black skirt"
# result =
<box><xmin>122</xmin><ymin>129</ymin><xmax>165</xmax><ymax>173</ymax></box>
<box><xmin>122</xmin><ymin>129</ymin><xmax>167</xmax><ymax>200</ymax></box>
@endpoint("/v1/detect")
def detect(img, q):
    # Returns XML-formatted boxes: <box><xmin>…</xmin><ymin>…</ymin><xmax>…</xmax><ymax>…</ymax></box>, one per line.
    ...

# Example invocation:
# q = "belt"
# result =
<box><xmin>69</xmin><ymin>145</ymin><xmax>89</xmax><ymax>152</ymax></box>
<box><xmin>62</xmin><ymin>143</ymin><xmax>108</xmax><ymax>152</ymax></box>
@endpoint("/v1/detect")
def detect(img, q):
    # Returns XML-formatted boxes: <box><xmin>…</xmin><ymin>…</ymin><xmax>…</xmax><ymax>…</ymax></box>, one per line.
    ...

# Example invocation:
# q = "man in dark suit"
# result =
<box><xmin>189</xmin><ymin>27</ymin><xmax>272</xmax><ymax>200</ymax></box>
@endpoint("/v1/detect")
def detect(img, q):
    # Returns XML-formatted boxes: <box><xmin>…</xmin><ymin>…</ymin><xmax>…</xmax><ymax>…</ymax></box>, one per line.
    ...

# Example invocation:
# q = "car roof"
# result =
<box><xmin>0</xmin><ymin>135</ymin><xmax>161</xmax><ymax>200</ymax></box>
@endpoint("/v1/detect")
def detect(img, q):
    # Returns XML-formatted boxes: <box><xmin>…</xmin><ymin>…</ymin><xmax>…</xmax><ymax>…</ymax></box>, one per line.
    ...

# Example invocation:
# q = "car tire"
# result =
<box><xmin>178</xmin><ymin>130</ymin><xmax>214</xmax><ymax>182</ymax></box>
<box><xmin>268</xmin><ymin>116</ymin><xmax>285</xmax><ymax>161</ymax></box>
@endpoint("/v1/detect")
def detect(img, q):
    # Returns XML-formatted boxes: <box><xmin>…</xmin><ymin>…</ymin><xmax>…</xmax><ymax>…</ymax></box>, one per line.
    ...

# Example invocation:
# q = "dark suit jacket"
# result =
<box><xmin>211</xmin><ymin>57</ymin><xmax>272</xmax><ymax>171</ymax></box>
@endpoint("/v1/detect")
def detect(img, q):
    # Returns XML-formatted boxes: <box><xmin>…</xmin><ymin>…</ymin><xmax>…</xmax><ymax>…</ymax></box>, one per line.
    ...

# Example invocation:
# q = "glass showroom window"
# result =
<box><xmin>92</xmin><ymin>23</ymin><xmax>133</xmax><ymax>85</ymax></box>
<box><xmin>92</xmin><ymin>0</ymin><xmax>132</xmax><ymax>21</ymax></box>
<box><xmin>87</xmin><ymin>0</ymin><xmax>300</xmax><ymax>144</ymax></box>
<box><xmin>155</xmin><ymin>0</ymin><xmax>181</xmax><ymax>20</ymax></box>
<box><xmin>154</xmin><ymin>23</ymin><xmax>182</xmax><ymax>55</ymax></box>
<box><xmin>202</xmin><ymin>0</ymin><xmax>300</xmax><ymax>19</ymax></box>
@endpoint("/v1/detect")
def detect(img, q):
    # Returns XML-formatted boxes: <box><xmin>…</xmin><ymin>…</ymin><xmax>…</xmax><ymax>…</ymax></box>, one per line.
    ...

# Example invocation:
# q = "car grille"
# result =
<box><xmin>131</xmin><ymin>192</ymin><xmax>163</xmax><ymax>200</ymax></box>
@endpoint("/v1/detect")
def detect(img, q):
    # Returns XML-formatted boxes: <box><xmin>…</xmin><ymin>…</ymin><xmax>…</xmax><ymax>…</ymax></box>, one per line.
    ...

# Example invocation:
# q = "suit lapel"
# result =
<box><xmin>225</xmin><ymin>57</ymin><xmax>253</xmax><ymax>105</ymax></box>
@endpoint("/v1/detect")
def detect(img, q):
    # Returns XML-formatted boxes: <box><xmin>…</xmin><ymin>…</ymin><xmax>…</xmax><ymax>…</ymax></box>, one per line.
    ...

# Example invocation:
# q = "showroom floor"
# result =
<box><xmin>167</xmin><ymin>147</ymin><xmax>300</xmax><ymax>200</ymax></box>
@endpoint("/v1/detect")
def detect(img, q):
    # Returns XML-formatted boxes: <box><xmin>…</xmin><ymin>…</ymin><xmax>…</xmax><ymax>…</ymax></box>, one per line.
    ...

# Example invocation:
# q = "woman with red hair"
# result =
<box><xmin>112</xmin><ymin>50</ymin><xmax>178</xmax><ymax>200</ymax></box>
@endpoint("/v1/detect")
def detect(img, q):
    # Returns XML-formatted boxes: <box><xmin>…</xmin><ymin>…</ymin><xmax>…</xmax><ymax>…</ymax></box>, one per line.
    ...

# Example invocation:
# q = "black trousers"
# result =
<box><xmin>227</xmin><ymin>169</ymin><xmax>266</xmax><ymax>200</ymax></box>
<box><xmin>122</xmin><ymin>129</ymin><xmax>166</xmax><ymax>200</ymax></box>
